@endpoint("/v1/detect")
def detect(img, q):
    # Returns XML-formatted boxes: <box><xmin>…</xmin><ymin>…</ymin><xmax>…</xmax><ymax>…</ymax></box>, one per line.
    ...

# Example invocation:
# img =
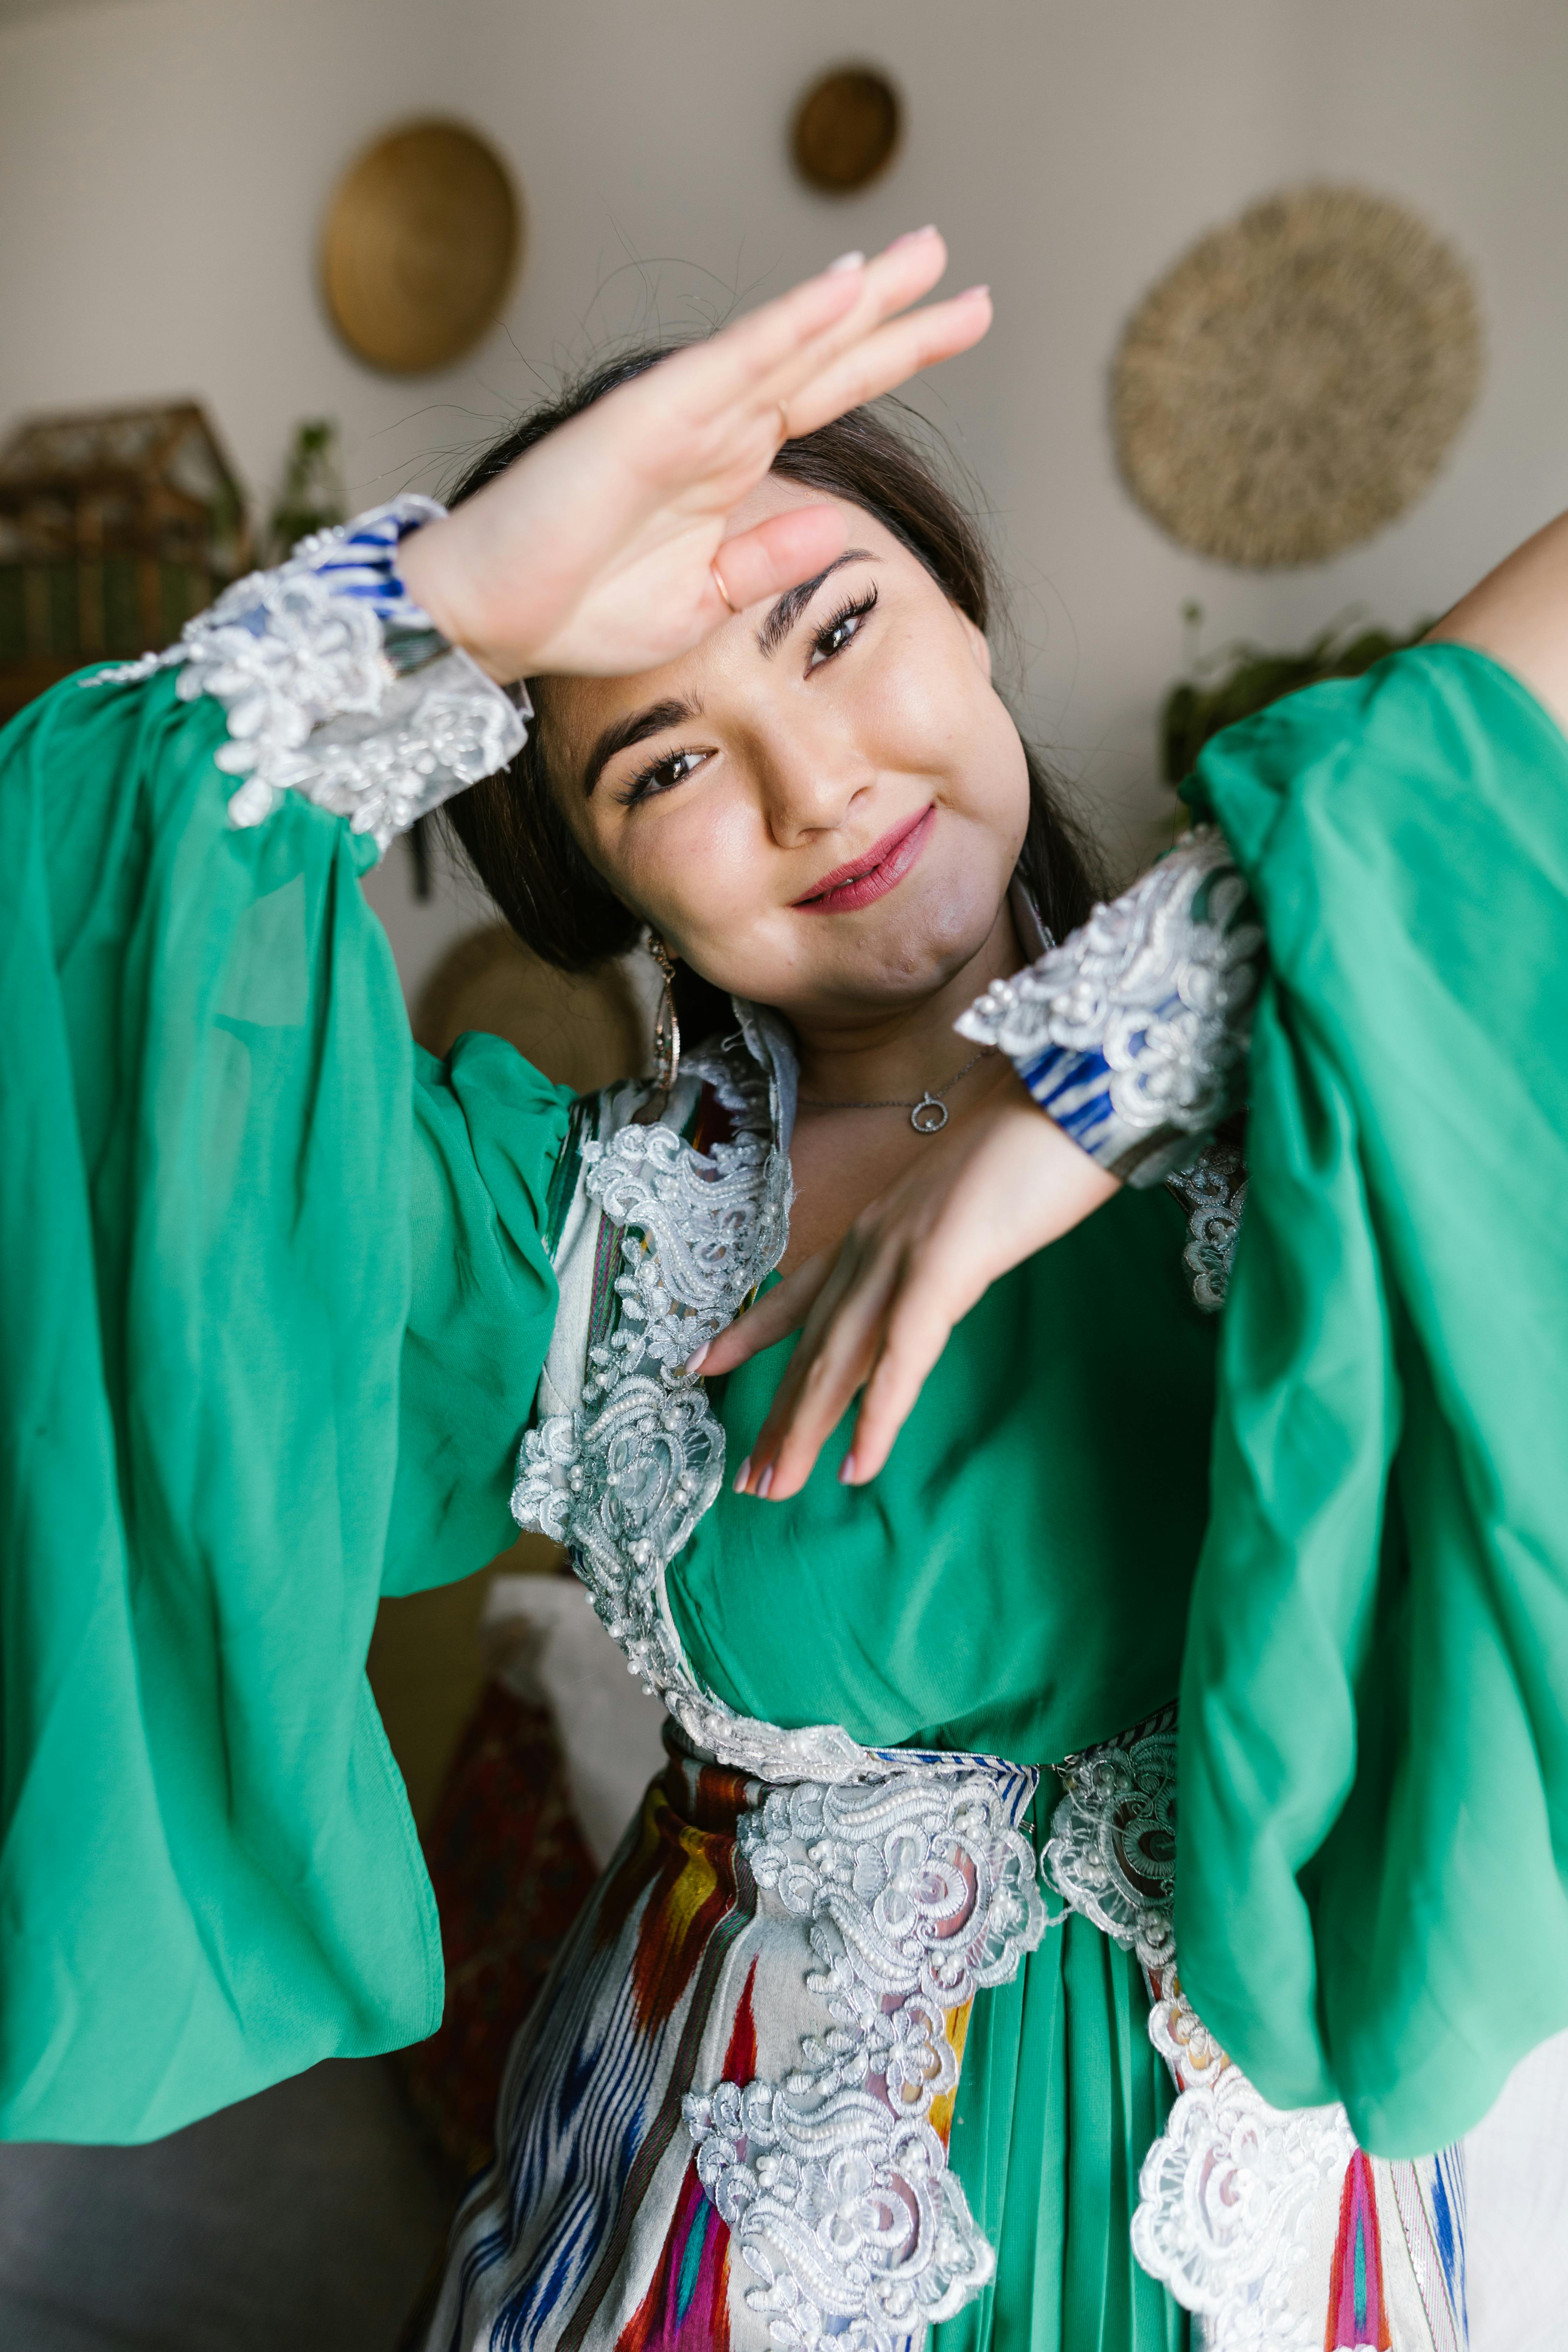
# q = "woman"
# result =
<box><xmin>3</xmin><ymin>229</ymin><xmax>1564</xmax><ymax>2349</ymax></box>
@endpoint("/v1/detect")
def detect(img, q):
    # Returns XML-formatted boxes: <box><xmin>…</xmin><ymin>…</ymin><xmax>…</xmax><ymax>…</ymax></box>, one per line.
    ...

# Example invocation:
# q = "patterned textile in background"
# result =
<box><xmin>425</xmin><ymin>1722</ymin><xmax>1041</xmax><ymax>2352</ymax></box>
<box><xmin>396</xmin><ymin>1680</ymin><xmax>599</xmax><ymax>2175</ymax></box>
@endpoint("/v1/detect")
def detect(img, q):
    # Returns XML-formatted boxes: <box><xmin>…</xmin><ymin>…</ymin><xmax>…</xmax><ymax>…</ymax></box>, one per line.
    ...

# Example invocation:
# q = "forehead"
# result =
<box><xmin>724</xmin><ymin>470</ymin><xmax>855</xmax><ymax>534</ymax></box>
<box><xmin>538</xmin><ymin>483</ymin><xmax>928</xmax><ymax>767</ymax></box>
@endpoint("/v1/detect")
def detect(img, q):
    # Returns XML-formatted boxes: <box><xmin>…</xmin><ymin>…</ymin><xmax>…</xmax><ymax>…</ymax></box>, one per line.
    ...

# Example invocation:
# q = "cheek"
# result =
<box><xmin>586</xmin><ymin>788</ymin><xmax>768</xmax><ymax>950</ymax></box>
<box><xmin>868</xmin><ymin>627</ymin><xmax>1029</xmax><ymax>841</ymax></box>
<box><xmin>858</xmin><ymin>626</ymin><xmax>959</xmax><ymax>751</ymax></box>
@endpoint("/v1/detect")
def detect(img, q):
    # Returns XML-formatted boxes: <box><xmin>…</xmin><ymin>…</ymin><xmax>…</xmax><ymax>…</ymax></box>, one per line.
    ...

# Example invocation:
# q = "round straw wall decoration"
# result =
<box><xmin>322</xmin><ymin>120</ymin><xmax>522</xmax><ymax>376</ymax></box>
<box><xmin>1112</xmin><ymin>186</ymin><xmax>1481</xmax><ymax>568</ymax></box>
<box><xmin>791</xmin><ymin>66</ymin><xmax>902</xmax><ymax>194</ymax></box>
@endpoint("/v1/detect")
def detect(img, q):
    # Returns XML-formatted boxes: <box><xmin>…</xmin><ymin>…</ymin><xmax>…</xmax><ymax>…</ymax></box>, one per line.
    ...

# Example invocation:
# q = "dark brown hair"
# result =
<box><xmin>443</xmin><ymin>348</ymin><xmax>1102</xmax><ymax>1038</ymax></box>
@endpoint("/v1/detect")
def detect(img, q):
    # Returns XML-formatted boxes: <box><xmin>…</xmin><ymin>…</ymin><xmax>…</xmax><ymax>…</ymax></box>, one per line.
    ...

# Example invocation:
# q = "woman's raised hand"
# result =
<box><xmin>694</xmin><ymin>1078</ymin><xmax>1121</xmax><ymax>1501</ymax></box>
<box><xmin>397</xmin><ymin>230</ymin><xmax>990</xmax><ymax>685</ymax></box>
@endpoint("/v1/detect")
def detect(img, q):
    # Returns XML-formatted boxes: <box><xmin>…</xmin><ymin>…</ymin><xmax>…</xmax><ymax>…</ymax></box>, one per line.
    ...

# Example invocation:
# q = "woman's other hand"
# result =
<box><xmin>398</xmin><ymin>229</ymin><xmax>990</xmax><ymax>685</ymax></box>
<box><xmin>696</xmin><ymin>1077</ymin><xmax>1120</xmax><ymax>1501</ymax></box>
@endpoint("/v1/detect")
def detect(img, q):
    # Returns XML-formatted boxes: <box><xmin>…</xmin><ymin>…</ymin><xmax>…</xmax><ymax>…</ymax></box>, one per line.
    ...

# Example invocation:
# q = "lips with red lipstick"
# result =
<box><xmin>791</xmin><ymin>806</ymin><xmax>936</xmax><ymax>914</ymax></box>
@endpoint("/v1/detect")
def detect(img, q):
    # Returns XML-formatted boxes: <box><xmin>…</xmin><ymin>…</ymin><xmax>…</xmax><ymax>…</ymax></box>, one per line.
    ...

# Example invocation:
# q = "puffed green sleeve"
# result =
<box><xmin>1175</xmin><ymin>644</ymin><xmax>1568</xmax><ymax>2158</ymax></box>
<box><xmin>0</xmin><ymin>664</ymin><xmax>569</xmax><ymax>2142</ymax></box>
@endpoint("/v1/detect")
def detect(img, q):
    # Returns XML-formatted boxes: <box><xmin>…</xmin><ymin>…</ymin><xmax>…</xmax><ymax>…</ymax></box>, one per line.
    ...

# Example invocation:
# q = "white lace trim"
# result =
<box><xmin>510</xmin><ymin>1025</ymin><xmax>874</xmax><ymax>1787</ymax></box>
<box><xmin>1044</xmin><ymin>1718</ymin><xmax>1360</xmax><ymax>2352</ymax></box>
<box><xmin>958</xmin><ymin>825</ymin><xmax>1263</xmax><ymax>1183</ymax></box>
<box><xmin>88</xmin><ymin>496</ymin><xmax>525</xmax><ymax>855</ymax></box>
<box><xmin>685</xmin><ymin>1761</ymin><xmax>1047</xmax><ymax>2351</ymax></box>
<box><xmin>511</xmin><ymin>1013</ymin><xmax>1055</xmax><ymax>2344</ymax></box>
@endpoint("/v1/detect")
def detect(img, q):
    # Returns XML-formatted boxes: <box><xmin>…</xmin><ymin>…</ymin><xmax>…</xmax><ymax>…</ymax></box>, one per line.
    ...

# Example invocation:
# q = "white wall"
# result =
<box><xmin>5</xmin><ymin>0</ymin><xmax>1568</xmax><ymax>992</ymax></box>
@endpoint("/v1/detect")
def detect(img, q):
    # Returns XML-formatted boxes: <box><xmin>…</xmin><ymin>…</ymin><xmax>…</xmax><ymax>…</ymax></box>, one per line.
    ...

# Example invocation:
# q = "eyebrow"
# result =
<box><xmin>580</xmin><ymin>551</ymin><xmax>878</xmax><ymax>796</ymax></box>
<box><xmin>756</xmin><ymin>549</ymin><xmax>876</xmax><ymax>658</ymax></box>
<box><xmin>582</xmin><ymin>696</ymin><xmax>701</xmax><ymax>798</ymax></box>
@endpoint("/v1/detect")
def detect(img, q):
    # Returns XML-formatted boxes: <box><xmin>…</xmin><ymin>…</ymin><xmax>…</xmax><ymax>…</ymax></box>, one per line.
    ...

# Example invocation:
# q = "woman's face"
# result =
<box><xmin>536</xmin><ymin>476</ymin><xmax>1031</xmax><ymax>1028</ymax></box>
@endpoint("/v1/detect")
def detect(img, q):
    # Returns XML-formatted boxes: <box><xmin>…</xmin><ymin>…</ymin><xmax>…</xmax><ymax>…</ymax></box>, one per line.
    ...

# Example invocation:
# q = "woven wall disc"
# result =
<box><xmin>792</xmin><ymin>66</ymin><xmax>901</xmax><ymax>194</ymax></box>
<box><xmin>1112</xmin><ymin>186</ymin><xmax>1481</xmax><ymax>569</ymax></box>
<box><xmin>322</xmin><ymin>121</ymin><xmax>522</xmax><ymax>376</ymax></box>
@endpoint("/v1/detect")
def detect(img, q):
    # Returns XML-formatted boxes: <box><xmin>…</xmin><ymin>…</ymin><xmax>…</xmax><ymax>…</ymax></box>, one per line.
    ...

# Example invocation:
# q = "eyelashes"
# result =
<box><xmin>615</xmin><ymin>583</ymin><xmax>880</xmax><ymax>807</ymax></box>
<box><xmin>616</xmin><ymin>747</ymin><xmax>706</xmax><ymax>807</ymax></box>
<box><xmin>805</xmin><ymin>582</ymin><xmax>879</xmax><ymax>671</ymax></box>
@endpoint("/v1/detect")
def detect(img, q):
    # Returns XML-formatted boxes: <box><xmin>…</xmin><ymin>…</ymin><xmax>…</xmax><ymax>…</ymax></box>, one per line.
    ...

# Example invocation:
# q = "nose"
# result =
<box><xmin>752</xmin><ymin>705</ymin><xmax>876</xmax><ymax>852</ymax></box>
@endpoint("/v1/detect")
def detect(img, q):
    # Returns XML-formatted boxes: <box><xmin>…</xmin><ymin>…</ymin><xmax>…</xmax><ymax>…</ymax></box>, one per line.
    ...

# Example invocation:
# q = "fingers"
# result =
<box><xmin>653</xmin><ymin>247</ymin><xmax>889</xmax><ymax>427</ymax></box>
<box><xmin>735</xmin><ymin>1249</ymin><xmax>867</xmax><ymax>1478</ymax></box>
<box><xmin>844</xmin><ymin>1284</ymin><xmax>963</xmax><ymax>1485</ymax></box>
<box><xmin>708</xmin><ymin>505</ymin><xmax>849</xmax><ymax>616</ymax></box>
<box><xmin>695</xmin><ymin>1251</ymin><xmax>835</xmax><ymax>1378</ymax></box>
<box><xmin>659</xmin><ymin>227</ymin><xmax>956</xmax><ymax>438</ymax></box>
<box><xmin>740</xmin><ymin>1239</ymin><xmax>966</xmax><ymax>1500</ymax></box>
<box><xmin>758</xmin><ymin>230</ymin><xmax>953</xmax><ymax>406</ymax></box>
<box><xmin>736</xmin><ymin>1243</ymin><xmax>902</xmax><ymax>1502</ymax></box>
<box><xmin>782</xmin><ymin>288</ymin><xmax>992</xmax><ymax>440</ymax></box>
<box><xmin>723</xmin><ymin>1089</ymin><xmax>1123</xmax><ymax>1507</ymax></box>
<box><xmin>702</xmin><ymin>274</ymin><xmax>988</xmax><ymax>611</ymax></box>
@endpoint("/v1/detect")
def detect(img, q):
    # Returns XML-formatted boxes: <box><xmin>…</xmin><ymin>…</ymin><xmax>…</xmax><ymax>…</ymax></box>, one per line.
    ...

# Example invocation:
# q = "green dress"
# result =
<box><xmin>672</xmin><ymin>1184</ymin><xmax>1216</xmax><ymax>2351</ymax></box>
<box><xmin>3</xmin><ymin>642</ymin><xmax>1567</xmax><ymax>2341</ymax></box>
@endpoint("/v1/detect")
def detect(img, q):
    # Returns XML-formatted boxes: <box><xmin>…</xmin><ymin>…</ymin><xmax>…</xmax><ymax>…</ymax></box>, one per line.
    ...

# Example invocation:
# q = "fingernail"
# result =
<box><xmin>958</xmin><ymin>284</ymin><xmax>991</xmax><ymax>300</ymax></box>
<box><xmin>839</xmin><ymin>1454</ymin><xmax>857</xmax><ymax>1486</ymax></box>
<box><xmin>756</xmin><ymin>1465</ymin><xmax>774</xmax><ymax>1500</ymax></box>
<box><xmin>732</xmin><ymin>1456</ymin><xmax>751</xmax><ymax>1495</ymax></box>
<box><xmin>889</xmin><ymin>226</ymin><xmax>937</xmax><ymax>248</ymax></box>
<box><xmin>686</xmin><ymin>1342</ymin><xmax>710</xmax><ymax>1375</ymax></box>
<box><xmin>826</xmin><ymin>249</ymin><xmax>865</xmax><ymax>274</ymax></box>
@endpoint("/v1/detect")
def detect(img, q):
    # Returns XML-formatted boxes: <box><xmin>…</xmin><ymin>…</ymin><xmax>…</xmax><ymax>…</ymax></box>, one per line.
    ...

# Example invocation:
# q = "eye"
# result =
<box><xmin>617</xmin><ymin>747</ymin><xmax>710</xmax><ymax>808</ymax></box>
<box><xmin>806</xmin><ymin>584</ymin><xmax>878</xmax><ymax>673</ymax></box>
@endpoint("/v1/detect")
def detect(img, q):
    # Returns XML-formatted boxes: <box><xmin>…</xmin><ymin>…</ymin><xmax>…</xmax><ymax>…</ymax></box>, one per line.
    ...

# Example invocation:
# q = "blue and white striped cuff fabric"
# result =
<box><xmin>1013</xmin><ymin>1030</ymin><xmax>1217</xmax><ymax>1185</ymax></box>
<box><xmin>958</xmin><ymin>828</ymin><xmax>1261</xmax><ymax>1188</ymax></box>
<box><xmin>302</xmin><ymin>494</ymin><xmax>447</xmax><ymax>627</ymax></box>
<box><xmin>1015</xmin><ymin>1040</ymin><xmax>1119</xmax><ymax>1155</ymax></box>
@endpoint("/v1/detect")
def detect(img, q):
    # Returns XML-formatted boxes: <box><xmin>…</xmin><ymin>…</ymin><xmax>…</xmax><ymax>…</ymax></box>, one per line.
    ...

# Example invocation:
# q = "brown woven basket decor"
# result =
<box><xmin>1112</xmin><ymin>186</ymin><xmax>1481</xmax><ymax>569</ymax></box>
<box><xmin>791</xmin><ymin>66</ymin><xmax>902</xmax><ymax>194</ymax></box>
<box><xmin>322</xmin><ymin>120</ymin><xmax>522</xmax><ymax>376</ymax></box>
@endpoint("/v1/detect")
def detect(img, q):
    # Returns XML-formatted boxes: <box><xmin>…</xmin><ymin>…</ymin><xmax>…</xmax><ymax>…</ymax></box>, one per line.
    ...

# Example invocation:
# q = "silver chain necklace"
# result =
<box><xmin>797</xmin><ymin>1046</ymin><xmax>995</xmax><ymax>1134</ymax></box>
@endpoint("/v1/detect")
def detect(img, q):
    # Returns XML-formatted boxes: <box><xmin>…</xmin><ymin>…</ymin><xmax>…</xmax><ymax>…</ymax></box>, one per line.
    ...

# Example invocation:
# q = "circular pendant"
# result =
<box><xmin>910</xmin><ymin>1093</ymin><xmax>949</xmax><ymax>1134</ymax></box>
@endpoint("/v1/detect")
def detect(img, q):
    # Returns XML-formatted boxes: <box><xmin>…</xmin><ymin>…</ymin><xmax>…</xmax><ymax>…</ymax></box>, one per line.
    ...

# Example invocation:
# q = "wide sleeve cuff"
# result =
<box><xmin>87</xmin><ymin>495</ymin><xmax>527</xmax><ymax>855</ymax></box>
<box><xmin>957</xmin><ymin>825</ymin><xmax>1264</xmax><ymax>1186</ymax></box>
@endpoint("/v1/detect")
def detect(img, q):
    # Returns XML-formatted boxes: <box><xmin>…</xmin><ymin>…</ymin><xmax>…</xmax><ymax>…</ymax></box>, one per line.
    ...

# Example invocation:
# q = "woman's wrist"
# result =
<box><xmin>395</xmin><ymin>504</ymin><xmax>533</xmax><ymax>686</ymax></box>
<box><xmin>395</xmin><ymin>512</ymin><xmax>497</xmax><ymax>683</ymax></box>
<box><xmin>958</xmin><ymin>826</ymin><xmax>1262</xmax><ymax>1185</ymax></box>
<box><xmin>991</xmin><ymin>1080</ymin><xmax>1122</xmax><ymax>1256</ymax></box>
<box><xmin>90</xmin><ymin>496</ymin><xmax>529</xmax><ymax>851</ymax></box>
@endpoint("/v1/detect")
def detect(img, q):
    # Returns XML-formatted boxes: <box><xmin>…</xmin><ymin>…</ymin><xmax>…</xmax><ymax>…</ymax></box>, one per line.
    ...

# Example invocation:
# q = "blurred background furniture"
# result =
<box><xmin>0</xmin><ymin>402</ymin><xmax>248</xmax><ymax>724</ymax></box>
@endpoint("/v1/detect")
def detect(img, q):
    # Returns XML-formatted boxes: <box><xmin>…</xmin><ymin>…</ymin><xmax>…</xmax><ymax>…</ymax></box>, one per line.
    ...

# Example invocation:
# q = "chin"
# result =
<box><xmin>899</xmin><ymin>861</ymin><xmax>1006</xmax><ymax>973</ymax></box>
<box><xmin>829</xmin><ymin>881</ymin><xmax>1001</xmax><ymax>1006</ymax></box>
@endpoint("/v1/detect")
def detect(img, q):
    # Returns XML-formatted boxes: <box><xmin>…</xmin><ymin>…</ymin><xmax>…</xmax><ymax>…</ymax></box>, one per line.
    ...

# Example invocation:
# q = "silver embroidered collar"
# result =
<box><xmin>511</xmin><ymin>998</ymin><xmax>876</xmax><ymax>1785</ymax></box>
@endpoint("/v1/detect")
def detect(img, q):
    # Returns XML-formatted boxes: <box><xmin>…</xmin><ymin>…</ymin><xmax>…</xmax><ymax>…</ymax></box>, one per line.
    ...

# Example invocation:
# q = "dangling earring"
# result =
<box><xmin>647</xmin><ymin>932</ymin><xmax>681</xmax><ymax>1103</ymax></box>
